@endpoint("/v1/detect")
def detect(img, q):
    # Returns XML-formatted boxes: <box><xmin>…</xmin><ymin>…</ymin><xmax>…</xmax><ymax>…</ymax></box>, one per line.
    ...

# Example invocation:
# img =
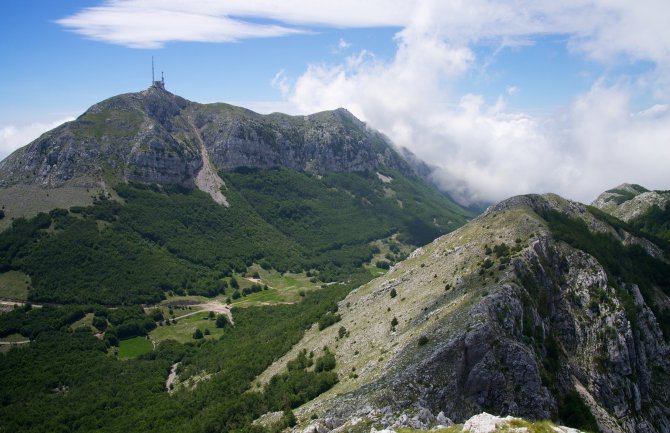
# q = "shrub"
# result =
<box><xmin>193</xmin><ymin>328</ymin><xmax>204</xmax><ymax>339</ymax></box>
<box><xmin>215</xmin><ymin>314</ymin><xmax>228</xmax><ymax>328</ymax></box>
<box><xmin>338</xmin><ymin>326</ymin><xmax>347</xmax><ymax>338</ymax></box>
<box><xmin>318</xmin><ymin>312</ymin><xmax>341</xmax><ymax>330</ymax></box>
<box><xmin>92</xmin><ymin>316</ymin><xmax>108</xmax><ymax>331</ymax></box>
<box><xmin>418</xmin><ymin>335</ymin><xmax>429</xmax><ymax>346</ymax></box>
<box><xmin>390</xmin><ymin>288</ymin><xmax>397</xmax><ymax>298</ymax></box>
<box><xmin>376</xmin><ymin>261</ymin><xmax>390</xmax><ymax>270</ymax></box>
<box><xmin>314</xmin><ymin>349</ymin><xmax>336</xmax><ymax>372</ymax></box>
<box><xmin>558</xmin><ymin>390</ymin><xmax>599</xmax><ymax>432</ymax></box>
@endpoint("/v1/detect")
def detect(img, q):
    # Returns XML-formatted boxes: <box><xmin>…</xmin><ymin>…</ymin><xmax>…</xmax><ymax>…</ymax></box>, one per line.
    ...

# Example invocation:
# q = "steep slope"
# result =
<box><xmin>256</xmin><ymin>193</ymin><xmax>670</xmax><ymax>433</ymax></box>
<box><xmin>0</xmin><ymin>86</ymin><xmax>472</xmax><ymax>304</ymax></box>
<box><xmin>592</xmin><ymin>183</ymin><xmax>670</xmax><ymax>223</ymax></box>
<box><xmin>0</xmin><ymin>86</ymin><xmax>419</xmax><ymax>226</ymax></box>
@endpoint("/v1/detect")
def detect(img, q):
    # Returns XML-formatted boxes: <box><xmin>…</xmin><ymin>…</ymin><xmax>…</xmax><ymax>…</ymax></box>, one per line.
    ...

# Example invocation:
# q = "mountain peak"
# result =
<box><xmin>0</xmin><ymin>88</ymin><xmax>426</xmax><ymax>222</ymax></box>
<box><xmin>591</xmin><ymin>183</ymin><xmax>669</xmax><ymax>222</ymax></box>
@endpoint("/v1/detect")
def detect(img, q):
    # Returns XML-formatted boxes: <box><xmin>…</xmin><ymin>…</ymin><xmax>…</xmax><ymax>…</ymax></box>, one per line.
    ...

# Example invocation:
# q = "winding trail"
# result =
<box><xmin>0</xmin><ymin>340</ymin><xmax>29</xmax><ymax>346</ymax></box>
<box><xmin>159</xmin><ymin>300</ymin><xmax>234</xmax><ymax>325</ymax></box>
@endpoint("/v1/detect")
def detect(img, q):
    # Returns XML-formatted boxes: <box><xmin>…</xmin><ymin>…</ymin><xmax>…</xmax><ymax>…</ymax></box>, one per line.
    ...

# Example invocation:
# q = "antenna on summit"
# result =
<box><xmin>151</xmin><ymin>57</ymin><xmax>165</xmax><ymax>90</ymax></box>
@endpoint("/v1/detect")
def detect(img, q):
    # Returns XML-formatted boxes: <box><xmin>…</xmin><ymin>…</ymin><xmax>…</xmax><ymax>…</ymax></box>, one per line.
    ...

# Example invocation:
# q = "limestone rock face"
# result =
<box><xmin>0</xmin><ymin>87</ymin><xmax>201</xmax><ymax>189</ymax></box>
<box><xmin>259</xmin><ymin>193</ymin><xmax>670</xmax><ymax>433</ymax></box>
<box><xmin>591</xmin><ymin>183</ymin><xmax>670</xmax><ymax>222</ymax></box>
<box><xmin>191</xmin><ymin>105</ymin><xmax>411</xmax><ymax>175</ymax></box>
<box><xmin>0</xmin><ymin>87</ymin><xmax>413</xmax><ymax>192</ymax></box>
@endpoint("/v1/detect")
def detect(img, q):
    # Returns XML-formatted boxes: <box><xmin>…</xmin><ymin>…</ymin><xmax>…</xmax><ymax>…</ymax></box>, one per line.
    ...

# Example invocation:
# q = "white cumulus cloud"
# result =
<box><xmin>286</xmin><ymin>25</ymin><xmax>670</xmax><ymax>204</ymax></box>
<box><xmin>0</xmin><ymin>118</ymin><xmax>75</xmax><ymax>160</ymax></box>
<box><xmin>56</xmin><ymin>0</ymin><xmax>670</xmax><ymax>204</ymax></box>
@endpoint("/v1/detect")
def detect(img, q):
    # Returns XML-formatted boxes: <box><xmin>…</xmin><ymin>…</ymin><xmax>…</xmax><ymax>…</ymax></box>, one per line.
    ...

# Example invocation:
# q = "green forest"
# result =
<box><xmin>0</xmin><ymin>168</ymin><xmax>469</xmax><ymax>305</ymax></box>
<box><xmin>0</xmin><ymin>166</ymin><xmax>471</xmax><ymax>433</ymax></box>
<box><xmin>0</xmin><ymin>279</ymin><xmax>362</xmax><ymax>433</ymax></box>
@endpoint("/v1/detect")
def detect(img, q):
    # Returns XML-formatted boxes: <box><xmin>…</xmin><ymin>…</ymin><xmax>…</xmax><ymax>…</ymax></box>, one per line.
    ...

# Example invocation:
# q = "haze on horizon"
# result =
<box><xmin>1</xmin><ymin>0</ymin><xmax>669</xmax><ymax>205</ymax></box>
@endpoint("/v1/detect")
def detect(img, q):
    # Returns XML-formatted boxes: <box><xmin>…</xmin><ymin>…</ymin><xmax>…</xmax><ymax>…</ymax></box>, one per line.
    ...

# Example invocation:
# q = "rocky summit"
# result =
<box><xmin>0</xmin><ymin>86</ymin><xmax>411</xmax><ymax>194</ymax></box>
<box><xmin>591</xmin><ymin>183</ymin><xmax>670</xmax><ymax>223</ymax></box>
<box><xmin>257</xmin><ymin>192</ymin><xmax>670</xmax><ymax>433</ymax></box>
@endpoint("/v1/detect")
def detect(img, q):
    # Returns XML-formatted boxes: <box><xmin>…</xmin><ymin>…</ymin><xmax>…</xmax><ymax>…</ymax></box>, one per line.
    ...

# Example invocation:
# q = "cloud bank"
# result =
<box><xmin>0</xmin><ymin>118</ymin><xmax>75</xmax><ymax>161</ymax></box>
<box><xmin>58</xmin><ymin>0</ymin><xmax>670</xmax><ymax>204</ymax></box>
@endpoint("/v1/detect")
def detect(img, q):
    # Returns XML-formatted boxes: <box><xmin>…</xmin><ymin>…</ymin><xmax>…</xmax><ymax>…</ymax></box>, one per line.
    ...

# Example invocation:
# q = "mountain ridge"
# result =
<box><xmin>253</xmin><ymin>190</ymin><xmax>670</xmax><ymax>433</ymax></box>
<box><xmin>0</xmin><ymin>86</ymin><xmax>444</xmax><ymax>229</ymax></box>
<box><xmin>0</xmin><ymin>86</ymin><xmax>416</xmax><ymax>190</ymax></box>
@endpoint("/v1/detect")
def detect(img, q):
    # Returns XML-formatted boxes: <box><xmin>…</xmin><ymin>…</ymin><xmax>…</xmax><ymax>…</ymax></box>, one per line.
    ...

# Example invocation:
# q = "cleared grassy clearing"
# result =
<box><xmin>0</xmin><ymin>332</ymin><xmax>28</xmax><ymax>343</ymax></box>
<box><xmin>118</xmin><ymin>336</ymin><xmax>153</xmax><ymax>359</ymax></box>
<box><xmin>240</xmin><ymin>267</ymin><xmax>321</xmax><ymax>303</ymax></box>
<box><xmin>69</xmin><ymin>313</ymin><xmax>94</xmax><ymax>331</ymax></box>
<box><xmin>0</xmin><ymin>271</ymin><xmax>31</xmax><ymax>300</ymax></box>
<box><xmin>150</xmin><ymin>311</ymin><xmax>225</xmax><ymax>344</ymax></box>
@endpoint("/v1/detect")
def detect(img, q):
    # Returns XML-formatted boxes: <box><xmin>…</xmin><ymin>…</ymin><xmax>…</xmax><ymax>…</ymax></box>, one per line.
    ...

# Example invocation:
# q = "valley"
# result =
<box><xmin>0</xmin><ymin>87</ymin><xmax>668</xmax><ymax>433</ymax></box>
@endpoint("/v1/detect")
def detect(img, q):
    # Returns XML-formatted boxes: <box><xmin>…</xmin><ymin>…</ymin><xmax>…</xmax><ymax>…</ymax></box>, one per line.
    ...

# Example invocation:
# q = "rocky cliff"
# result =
<box><xmin>257</xmin><ymin>193</ymin><xmax>670</xmax><ymax>433</ymax></box>
<box><xmin>0</xmin><ymin>86</ymin><xmax>424</xmax><ymax>227</ymax></box>
<box><xmin>592</xmin><ymin>183</ymin><xmax>670</xmax><ymax>223</ymax></box>
<box><xmin>0</xmin><ymin>86</ymin><xmax>412</xmax><ymax>191</ymax></box>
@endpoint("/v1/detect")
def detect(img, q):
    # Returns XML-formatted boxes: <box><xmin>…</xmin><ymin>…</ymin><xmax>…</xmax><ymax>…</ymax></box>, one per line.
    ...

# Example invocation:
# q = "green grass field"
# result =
<box><xmin>155</xmin><ymin>268</ymin><xmax>323</xmax><ymax>312</ymax></box>
<box><xmin>150</xmin><ymin>312</ymin><xmax>226</xmax><ymax>344</ymax></box>
<box><xmin>152</xmin><ymin>299</ymin><xmax>205</xmax><ymax>321</ymax></box>
<box><xmin>231</xmin><ymin>267</ymin><xmax>321</xmax><ymax>307</ymax></box>
<box><xmin>118</xmin><ymin>336</ymin><xmax>153</xmax><ymax>359</ymax></box>
<box><xmin>0</xmin><ymin>271</ymin><xmax>31</xmax><ymax>300</ymax></box>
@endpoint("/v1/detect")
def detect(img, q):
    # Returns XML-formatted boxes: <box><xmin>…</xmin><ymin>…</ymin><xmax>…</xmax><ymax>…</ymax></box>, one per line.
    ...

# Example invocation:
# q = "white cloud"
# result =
<box><xmin>60</xmin><ymin>1</ymin><xmax>669</xmax><ymax>63</ymax></box>
<box><xmin>286</xmin><ymin>26</ymin><xmax>670</xmax><ymax>204</ymax></box>
<box><xmin>0</xmin><ymin>118</ymin><xmax>75</xmax><ymax>160</ymax></box>
<box><xmin>57</xmin><ymin>0</ymin><xmax>670</xmax><ymax>203</ymax></box>
<box><xmin>57</xmin><ymin>0</ymin><xmax>410</xmax><ymax>48</ymax></box>
<box><xmin>338</xmin><ymin>38</ymin><xmax>350</xmax><ymax>50</ymax></box>
<box><xmin>271</xmin><ymin>70</ymin><xmax>291</xmax><ymax>98</ymax></box>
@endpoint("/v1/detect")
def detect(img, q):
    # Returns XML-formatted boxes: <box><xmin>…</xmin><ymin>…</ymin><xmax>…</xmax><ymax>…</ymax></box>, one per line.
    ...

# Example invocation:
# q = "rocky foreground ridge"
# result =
<box><xmin>256</xmin><ymin>192</ymin><xmax>670</xmax><ymax>433</ymax></box>
<box><xmin>293</xmin><ymin>411</ymin><xmax>583</xmax><ymax>433</ymax></box>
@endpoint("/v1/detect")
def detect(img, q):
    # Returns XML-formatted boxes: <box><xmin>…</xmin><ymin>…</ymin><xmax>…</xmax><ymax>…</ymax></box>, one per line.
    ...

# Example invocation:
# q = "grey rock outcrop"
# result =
<box><xmin>591</xmin><ymin>183</ymin><xmax>670</xmax><ymax>222</ymax></box>
<box><xmin>0</xmin><ymin>87</ymin><xmax>414</xmax><ymax>192</ymax></box>
<box><xmin>257</xmin><ymin>193</ymin><xmax>670</xmax><ymax>433</ymax></box>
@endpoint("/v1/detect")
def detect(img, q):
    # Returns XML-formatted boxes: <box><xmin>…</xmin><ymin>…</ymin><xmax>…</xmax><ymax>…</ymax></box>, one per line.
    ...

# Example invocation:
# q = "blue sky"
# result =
<box><xmin>1</xmin><ymin>0</ymin><xmax>669</xmax><ymax>204</ymax></box>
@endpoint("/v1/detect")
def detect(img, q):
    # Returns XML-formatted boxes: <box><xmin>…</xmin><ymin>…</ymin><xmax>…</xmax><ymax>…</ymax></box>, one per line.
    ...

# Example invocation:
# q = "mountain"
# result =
<box><xmin>2</xmin><ymin>86</ymin><xmax>669</xmax><ymax>433</ymax></box>
<box><xmin>592</xmin><ymin>183</ymin><xmax>670</xmax><ymax>223</ymax></box>
<box><xmin>254</xmin><ymin>191</ymin><xmax>670</xmax><ymax>433</ymax></box>
<box><xmin>592</xmin><ymin>183</ymin><xmax>670</xmax><ymax>243</ymax></box>
<box><xmin>0</xmin><ymin>86</ymin><xmax>471</xmax><ymax>305</ymax></box>
<box><xmin>1</xmin><ymin>182</ymin><xmax>668</xmax><ymax>433</ymax></box>
<box><xmin>0</xmin><ymin>86</ymin><xmax>419</xmax><ymax>225</ymax></box>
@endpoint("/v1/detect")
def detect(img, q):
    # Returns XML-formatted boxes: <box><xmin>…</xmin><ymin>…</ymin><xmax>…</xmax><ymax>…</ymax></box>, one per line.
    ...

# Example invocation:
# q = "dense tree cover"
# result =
<box><xmin>0</xmin><ymin>167</ymin><xmax>469</xmax><ymax>305</ymax></box>
<box><xmin>630</xmin><ymin>202</ymin><xmax>670</xmax><ymax>242</ymax></box>
<box><xmin>0</xmin><ymin>278</ymin><xmax>363</xmax><ymax>433</ymax></box>
<box><xmin>0</xmin><ymin>305</ymin><xmax>85</xmax><ymax>339</ymax></box>
<box><xmin>0</xmin><ymin>304</ymin><xmax>159</xmax><ymax>343</ymax></box>
<box><xmin>225</xmin><ymin>167</ymin><xmax>469</xmax><ymax>254</ymax></box>
<box><xmin>542</xmin><ymin>209</ymin><xmax>670</xmax><ymax>339</ymax></box>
